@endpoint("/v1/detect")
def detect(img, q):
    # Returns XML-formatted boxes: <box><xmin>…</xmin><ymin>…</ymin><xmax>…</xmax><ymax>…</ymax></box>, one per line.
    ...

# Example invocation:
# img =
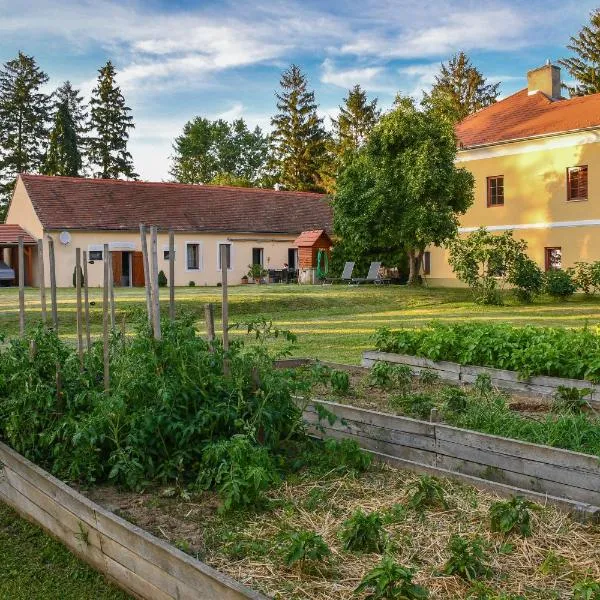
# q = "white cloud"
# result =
<box><xmin>320</xmin><ymin>58</ymin><xmax>391</xmax><ymax>91</ymax></box>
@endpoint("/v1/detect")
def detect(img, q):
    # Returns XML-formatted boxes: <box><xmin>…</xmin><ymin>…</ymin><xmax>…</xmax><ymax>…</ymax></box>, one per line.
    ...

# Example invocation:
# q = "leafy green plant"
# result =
<box><xmin>508</xmin><ymin>255</ymin><xmax>544</xmax><ymax>303</ymax></box>
<box><xmin>489</xmin><ymin>496</ymin><xmax>536</xmax><ymax>537</ymax></box>
<box><xmin>390</xmin><ymin>392</ymin><xmax>434</xmax><ymax>420</ymax></box>
<box><xmin>304</xmin><ymin>438</ymin><xmax>372</xmax><ymax>475</ymax></box>
<box><xmin>158</xmin><ymin>270</ymin><xmax>168</xmax><ymax>287</ymax></box>
<box><xmin>552</xmin><ymin>386</ymin><xmax>591</xmax><ymax>414</ymax></box>
<box><xmin>419</xmin><ymin>369</ymin><xmax>439</xmax><ymax>386</ymax></box>
<box><xmin>407</xmin><ymin>476</ymin><xmax>448</xmax><ymax>511</ymax></box>
<box><xmin>355</xmin><ymin>556</ymin><xmax>429</xmax><ymax>599</ymax></box>
<box><xmin>382</xmin><ymin>504</ymin><xmax>407</xmax><ymax>525</ymax></box>
<box><xmin>247</xmin><ymin>263</ymin><xmax>268</xmax><ymax>280</ymax></box>
<box><xmin>340</xmin><ymin>509</ymin><xmax>386</xmax><ymax>553</ymax></box>
<box><xmin>441</xmin><ymin>386</ymin><xmax>468</xmax><ymax>413</ymax></box>
<box><xmin>573</xmin><ymin>579</ymin><xmax>600</xmax><ymax>599</ymax></box>
<box><xmin>473</xmin><ymin>373</ymin><xmax>493</xmax><ymax>397</ymax></box>
<box><xmin>370</xmin><ymin>361</ymin><xmax>393</xmax><ymax>388</ymax></box>
<box><xmin>280</xmin><ymin>529</ymin><xmax>331</xmax><ymax>568</ymax></box>
<box><xmin>443</xmin><ymin>535</ymin><xmax>491</xmax><ymax>581</ymax></box>
<box><xmin>569</xmin><ymin>261</ymin><xmax>600</xmax><ymax>295</ymax></box>
<box><xmin>545</xmin><ymin>269</ymin><xmax>576</xmax><ymax>299</ymax></box>
<box><xmin>392</xmin><ymin>365</ymin><xmax>414</xmax><ymax>390</ymax></box>
<box><xmin>330</xmin><ymin>369</ymin><xmax>351</xmax><ymax>394</ymax></box>
<box><xmin>188</xmin><ymin>280</ymin><xmax>196</xmax><ymax>286</ymax></box>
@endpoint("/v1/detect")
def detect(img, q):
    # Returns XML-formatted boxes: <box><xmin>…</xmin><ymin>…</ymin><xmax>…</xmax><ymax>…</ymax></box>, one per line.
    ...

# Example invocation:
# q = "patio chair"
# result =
<box><xmin>323</xmin><ymin>261</ymin><xmax>355</xmax><ymax>285</ymax></box>
<box><xmin>350</xmin><ymin>262</ymin><xmax>390</xmax><ymax>285</ymax></box>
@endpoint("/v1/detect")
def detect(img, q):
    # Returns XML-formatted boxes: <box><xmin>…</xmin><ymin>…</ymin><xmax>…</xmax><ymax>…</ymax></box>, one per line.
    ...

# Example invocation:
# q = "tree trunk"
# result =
<box><xmin>407</xmin><ymin>248</ymin><xmax>424</xmax><ymax>286</ymax></box>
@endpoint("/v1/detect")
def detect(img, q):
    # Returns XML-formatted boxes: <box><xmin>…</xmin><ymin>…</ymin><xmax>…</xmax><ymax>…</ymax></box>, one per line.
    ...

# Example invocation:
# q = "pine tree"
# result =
<box><xmin>558</xmin><ymin>9</ymin><xmax>600</xmax><ymax>96</ymax></box>
<box><xmin>44</xmin><ymin>81</ymin><xmax>88</xmax><ymax>177</ymax></box>
<box><xmin>0</xmin><ymin>51</ymin><xmax>50</xmax><ymax>206</ymax></box>
<box><xmin>422</xmin><ymin>52</ymin><xmax>500</xmax><ymax>123</ymax></box>
<box><xmin>331</xmin><ymin>84</ymin><xmax>380</xmax><ymax>159</ymax></box>
<box><xmin>269</xmin><ymin>64</ymin><xmax>328</xmax><ymax>192</ymax></box>
<box><xmin>88</xmin><ymin>61</ymin><xmax>136</xmax><ymax>179</ymax></box>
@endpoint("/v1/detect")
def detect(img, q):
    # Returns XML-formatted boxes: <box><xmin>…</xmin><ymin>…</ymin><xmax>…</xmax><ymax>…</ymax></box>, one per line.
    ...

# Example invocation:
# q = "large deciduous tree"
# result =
<box><xmin>0</xmin><ymin>51</ymin><xmax>50</xmax><ymax>208</ymax></box>
<box><xmin>170</xmin><ymin>117</ymin><xmax>268</xmax><ymax>186</ymax></box>
<box><xmin>269</xmin><ymin>64</ymin><xmax>328</xmax><ymax>192</ymax></box>
<box><xmin>333</xmin><ymin>96</ymin><xmax>474</xmax><ymax>285</ymax></box>
<box><xmin>422</xmin><ymin>52</ymin><xmax>500</xmax><ymax>123</ymax></box>
<box><xmin>559</xmin><ymin>9</ymin><xmax>600</xmax><ymax>96</ymax></box>
<box><xmin>44</xmin><ymin>81</ymin><xmax>88</xmax><ymax>177</ymax></box>
<box><xmin>88</xmin><ymin>61</ymin><xmax>136</xmax><ymax>179</ymax></box>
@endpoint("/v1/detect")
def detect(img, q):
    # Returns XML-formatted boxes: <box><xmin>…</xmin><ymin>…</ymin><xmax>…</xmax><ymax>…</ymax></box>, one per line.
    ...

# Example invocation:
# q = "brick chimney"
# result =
<box><xmin>527</xmin><ymin>61</ymin><xmax>562</xmax><ymax>99</ymax></box>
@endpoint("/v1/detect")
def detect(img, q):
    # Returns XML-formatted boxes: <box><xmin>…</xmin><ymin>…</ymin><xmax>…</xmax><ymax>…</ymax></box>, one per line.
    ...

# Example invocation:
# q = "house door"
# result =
<box><xmin>132</xmin><ymin>251</ymin><xmax>145</xmax><ymax>287</ymax></box>
<box><xmin>111</xmin><ymin>251</ymin><xmax>123</xmax><ymax>286</ymax></box>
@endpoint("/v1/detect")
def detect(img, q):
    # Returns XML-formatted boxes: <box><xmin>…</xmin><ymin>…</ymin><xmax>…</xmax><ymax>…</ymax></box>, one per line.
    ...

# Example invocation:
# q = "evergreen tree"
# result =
<box><xmin>0</xmin><ymin>51</ymin><xmax>50</xmax><ymax>206</ymax></box>
<box><xmin>88</xmin><ymin>61</ymin><xmax>136</xmax><ymax>179</ymax></box>
<box><xmin>44</xmin><ymin>81</ymin><xmax>88</xmax><ymax>177</ymax></box>
<box><xmin>422</xmin><ymin>52</ymin><xmax>500</xmax><ymax>123</ymax></box>
<box><xmin>331</xmin><ymin>84</ymin><xmax>380</xmax><ymax>159</ymax></box>
<box><xmin>559</xmin><ymin>9</ymin><xmax>600</xmax><ymax>96</ymax></box>
<box><xmin>269</xmin><ymin>64</ymin><xmax>328</xmax><ymax>192</ymax></box>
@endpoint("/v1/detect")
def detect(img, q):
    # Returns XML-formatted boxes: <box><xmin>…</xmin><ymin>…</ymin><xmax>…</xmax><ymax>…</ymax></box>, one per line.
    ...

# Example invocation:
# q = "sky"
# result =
<box><xmin>0</xmin><ymin>0</ymin><xmax>597</xmax><ymax>181</ymax></box>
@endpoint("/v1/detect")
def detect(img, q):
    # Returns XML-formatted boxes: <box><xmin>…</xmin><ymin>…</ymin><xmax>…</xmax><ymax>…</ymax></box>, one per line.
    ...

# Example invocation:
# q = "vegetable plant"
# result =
<box><xmin>390</xmin><ymin>392</ymin><xmax>433</xmax><ymax>420</ymax></box>
<box><xmin>355</xmin><ymin>556</ymin><xmax>429</xmax><ymax>599</ymax></box>
<box><xmin>443</xmin><ymin>535</ymin><xmax>491</xmax><ymax>581</ymax></box>
<box><xmin>340</xmin><ymin>509</ymin><xmax>386</xmax><ymax>553</ymax></box>
<box><xmin>370</xmin><ymin>362</ymin><xmax>394</xmax><ymax>388</ymax></box>
<box><xmin>280</xmin><ymin>529</ymin><xmax>331</xmax><ymax>568</ymax></box>
<box><xmin>552</xmin><ymin>386</ymin><xmax>591</xmax><ymax>414</ymax></box>
<box><xmin>489</xmin><ymin>496</ymin><xmax>536</xmax><ymax>537</ymax></box>
<box><xmin>419</xmin><ymin>369</ymin><xmax>439</xmax><ymax>386</ymax></box>
<box><xmin>407</xmin><ymin>476</ymin><xmax>448</xmax><ymax>511</ymax></box>
<box><xmin>573</xmin><ymin>579</ymin><xmax>600</xmax><ymax>600</ymax></box>
<box><xmin>330</xmin><ymin>369</ymin><xmax>351</xmax><ymax>394</ymax></box>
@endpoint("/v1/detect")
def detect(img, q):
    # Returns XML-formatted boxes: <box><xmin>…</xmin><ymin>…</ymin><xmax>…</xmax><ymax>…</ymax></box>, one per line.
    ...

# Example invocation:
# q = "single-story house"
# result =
<box><xmin>3</xmin><ymin>174</ymin><xmax>333</xmax><ymax>287</ymax></box>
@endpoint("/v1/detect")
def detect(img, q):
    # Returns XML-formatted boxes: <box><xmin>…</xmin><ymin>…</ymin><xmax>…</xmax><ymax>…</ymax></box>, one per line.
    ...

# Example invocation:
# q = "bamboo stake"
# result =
<box><xmin>150</xmin><ymin>226</ymin><xmax>161</xmax><ymax>340</ymax></box>
<box><xmin>18</xmin><ymin>236</ymin><xmax>25</xmax><ymax>337</ymax></box>
<box><xmin>37</xmin><ymin>238</ymin><xmax>47</xmax><ymax>324</ymax></box>
<box><xmin>48</xmin><ymin>236</ymin><xmax>58</xmax><ymax>332</ymax></box>
<box><xmin>82</xmin><ymin>250</ymin><xmax>91</xmax><ymax>349</ymax></box>
<box><xmin>107</xmin><ymin>249</ymin><xmax>115</xmax><ymax>329</ymax></box>
<box><xmin>205</xmin><ymin>303</ymin><xmax>215</xmax><ymax>350</ymax></box>
<box><xmin>139</xmin><ymin>224</ymin><xmax>152</xmax><ymax>325</ymax></box>
<box><xmin>103</xmin><ymin>243</ymin><xmax>110</xmax><ymax>392</ymax></box>
<box><xmin>169</xmin><ymin>230</ymin><xmax>175</xmax><ymax>321</ymax></box>
<box><xmin>75</xmin><ymin>248</ymin><xmax>83</xmax><ymax>369</ymax></box>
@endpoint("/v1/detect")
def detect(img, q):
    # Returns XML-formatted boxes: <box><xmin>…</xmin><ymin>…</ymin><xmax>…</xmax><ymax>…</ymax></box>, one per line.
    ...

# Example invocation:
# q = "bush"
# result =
<box><xmin>569</xmin><ymin>261</ymin><xmax>600</xmax><ymax>295</ymax></box>
<box><xmin>508</xmin><ymin>256</ymin><xmax>544</xmax><ymax>303</ymax></box>
<box><xmin>340</xmin><ymin>509</ymin><xmax>386</xmax><ymax>553</ymax></box>
<box><xmin>188</xmin><ymin>280</ymin><xmax>196</xmax><ymax>287</ymax></box>
<box><xmin>355</xmin><ymin>556</ymin><xmax>429</xmax><ymax>599</ymax></box>
<box><xmin>158</xmin><ymin>270</ymin><xmax>168</xmax><ymax>287</ymax></box>
<box><xmin>544</xmin><ymin>269</ymin><xmax>576</xmax><ymax>299</ymax></box>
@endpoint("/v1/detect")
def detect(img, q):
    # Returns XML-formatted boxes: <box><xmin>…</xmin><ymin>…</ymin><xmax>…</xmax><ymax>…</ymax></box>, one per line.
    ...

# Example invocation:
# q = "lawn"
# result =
<box><xmin>3</xmin><ymin>284</ymin><xmax>600</xmax><ymax>364</ymax></box>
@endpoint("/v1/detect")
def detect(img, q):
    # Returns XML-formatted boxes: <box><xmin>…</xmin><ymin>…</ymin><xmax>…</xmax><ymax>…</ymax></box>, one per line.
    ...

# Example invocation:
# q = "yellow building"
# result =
<box><xmin>1</xmin><ymin>174</ymin><xmax>332</xmax><ymax>287</ymax></box>
<box><xmin>427</xmin><ymin>63</ymin><xmax>600</xmax><ymax>286</ymax></box>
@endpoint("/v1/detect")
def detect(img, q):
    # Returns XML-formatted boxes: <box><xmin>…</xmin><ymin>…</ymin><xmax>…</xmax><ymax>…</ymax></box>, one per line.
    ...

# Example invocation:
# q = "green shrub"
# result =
<box><xmin>158</xmin><ymin>270</ymin><xmax>168</xmax><ymax>287</ymax></box>
<box><xmin>340</xmin><ymin>509</ymin><xmax>386</xmax><ymax>553</ymax></box>
<box><xmin>573</xmin><ymin>579</ymin><xmax>600</xmax><ymax>599</ymax></box>
<box><xmin>443</xmin><ymin>535</ymin><xmax>491</xmax><ymax>581</ymax></box>
<box><xmin>569</xmin><ymin>261</ymin><xmax>600</xmax><ymax>295</ymax></box>
<box><xmin>489</xmin><ymin>496</ymin><xmax>536</xmax><ymax>537</ymax></box>
<box><xmin>304</xmin><ymin>438</ymin><xmax>372</xmax><ymax>475</ymax></box>
<box><xmin>552</xmin><ymin>386</ymin><xmax>591</xmax><ymax>414</ymax></box>
<box><xmin>390</xmin><ymin>392</ymin><xmax>433</xmax><ymax>420</ymax></box>
<box><xmin>392</xmin><ymin>364</ymin><xmax>414</xmax><ymax>390</ymax></box>
<box><xmin>407</xmin><ymin>476</ymin><xmax>447</xmax><ymax>511</ymax></box>
<box><xmin>280</xmin><ymin>529</ymin><xmax>331</xmax><ymax>568</ymax></box>
<box><xmin>544</xmin><ymin>269</ymin><xmax>576</xmax><ymax>299</ymax></box>
<box><xmin>508</xmin><ymin>255</ymin><xmax>544</xmax><ymax>303</ymax></box>
<box><xmin>473</xmin><ymin>373</ymin><xmax>493</xmax><ymax>397</ymax></box>
<box><xmin>369</xmin><ymin>361</ymin><xmax>393</xmax><ymax>388</ymax></box>
<box><xmin>355</xmin><ymin>556</ymin><xmax>429</xmax><ymax>599</ymax></box>
<box><xmin>188</xmin><ymin>280</ymin><xmax>196</xmax><ymax>287</ymax></box>
<box><xmin>330</xmin><ymin>370</ymin><xmax>350</xmax><ymax>394</ymax></box>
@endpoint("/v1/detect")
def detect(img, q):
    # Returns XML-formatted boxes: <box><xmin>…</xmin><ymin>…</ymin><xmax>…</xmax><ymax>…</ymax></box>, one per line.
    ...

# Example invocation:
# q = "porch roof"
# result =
<box><xmin>0</xmin><ymin>224</ymin><xmax>36</xmax><ymax>246</ymax></box>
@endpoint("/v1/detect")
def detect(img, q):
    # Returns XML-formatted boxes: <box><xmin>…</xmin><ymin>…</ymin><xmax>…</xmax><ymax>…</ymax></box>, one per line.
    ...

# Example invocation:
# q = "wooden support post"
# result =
<box><xmin>220</xmin><ymin>244</ymin><xmax>229</xmax><ymax>375</ymax></box>
<box><xmin>48</xmin><ymin>236</ymin><xmax>58</xmax><ymax>332</ymax></box>
<box><xmin>150</xmin><ymin>226</ymin><xmax>161</xmax><ymax>340</ymax></box>
<box><xmin>168</xmin><ymin>230</ymin><xmax>175</xmax><ymax>321</ymax></box>
<box><xmin>429</xmin><ymin>407</ymin><xmax>439</xmax><ymax>423</ymax></box>
<box><xmin>37</xmin><ymin>238</ymin><xmax>47</xmax><ymax>324</ymax></box>
<box><xmin>75</xmin><ymin>248</ymin><xmax>83</xmax><ymax>369</ymax></box>
<box><xmin>139</xmin><ymin>224</ymin><xmax>152</xmax><ymax>325</ymax></box>
<box><xmin>18</xmin><ymin>236</ymin><xmax>25</xmax><ymax>337</ymax></box>
<box><xmin>204</xmin><ymin>303</ymin><xmax>215</xmax><ymax>350</ymax></box>
<box><xmin>107</xmin><ymin>249</ymin><xmax>115</xmax><ymax>329</ymax></box>
<box><xmin>82</xmin><ymin>250</ymin><xmax>91</xmax><ymax>349</ymax></box>
<box><xmin>103</xmin><ymin>243</ymin><xmax>110</xmax><ymax>392</ymax></box>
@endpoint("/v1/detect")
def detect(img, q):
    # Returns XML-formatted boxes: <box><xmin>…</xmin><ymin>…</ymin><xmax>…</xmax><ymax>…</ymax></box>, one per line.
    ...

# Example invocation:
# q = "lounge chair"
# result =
<box><xmin>323</xmin><ymin>261</ymin><xmax>355</xmax><ymax>285</ymax></box>
<box><xmin>350</xmin><ymin>262</ymin><xmax>390</xmax><ymax>285</ymax></box>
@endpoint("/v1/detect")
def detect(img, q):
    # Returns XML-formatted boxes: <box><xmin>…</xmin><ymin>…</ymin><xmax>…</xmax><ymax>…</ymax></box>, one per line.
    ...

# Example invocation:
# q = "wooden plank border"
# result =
<box><xmin>0</xmin><ymin>442</ymin><xmax>268</xmax><ymax>600</ymax></box>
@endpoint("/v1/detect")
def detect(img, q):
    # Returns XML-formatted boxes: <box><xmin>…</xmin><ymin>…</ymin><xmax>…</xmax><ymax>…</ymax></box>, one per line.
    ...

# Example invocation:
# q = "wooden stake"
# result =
<box><xmin>139</xmin><ymin>224</ymin><xmax>152</xmax><ymax>325</ymax></box>
<box><xmin>75</xmin><ymin>248</ymin><xmax>83</xmax><ymax>369</ymax></box>
<box><xmin>48</xmin><ymin>236</ymin><xmax>58</xmax><ymax>332</ymax></box>
<box><xmin>82</xmin><ymin>250</ymin><xmax>91</xmax><ymax>349</ymax></box>
<box><xmin>107</xmin><ymin>249</ymin><xmax>115</xmax><ymax>329</ymax></box>
<box><xmin>168</xmin><ymin>230</ymin><xmax>175</xmax><ymax>321</ymax></box>
<box><xmin>150</xmin><ymin>226</ymin><xmax>161</xmax><ymax>340</ymax></box>
<box><xmin>204</xmin><ymin>303</ymin><xmax>215</xmax><ymax>350</ymax></box>
<box><xmin>37</xmin><ymin>238</ymin><xmax>47</xmax><ymax>324</ymax></box>
<box><xmin>103</xmin><ymin>243</ymin><xmax>110</xmax><ymax>392</ymax></box>
<box><xmin>221</xmin><ymin>244</ymin><xmax>229</xmax><ymax>352</ymax></box>
<box><xmin>18</xmin><ymin>236</ymin><xmax>25</xmax><ymax>337</ymax></box>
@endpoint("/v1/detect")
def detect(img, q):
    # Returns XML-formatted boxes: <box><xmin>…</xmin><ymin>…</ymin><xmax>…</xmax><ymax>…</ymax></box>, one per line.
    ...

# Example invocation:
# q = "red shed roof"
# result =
<box><xmin>293</xmin><ymin>229</ymin><xmax>333</xmax><ymax>247</ymax></box>
<box><xmin>17</xmin><ymin>175</ymin><xmax>333</xmax><ymax>234</ymax></box>
<box><xmin>455</xmin><ymin>89</ymin><xmax>600</xmax><ymax>149</ymax></box>
<box><xmin>0</xmin><ymin>224</ymin><xmax>36</xmax><ymax>245</ymax></box>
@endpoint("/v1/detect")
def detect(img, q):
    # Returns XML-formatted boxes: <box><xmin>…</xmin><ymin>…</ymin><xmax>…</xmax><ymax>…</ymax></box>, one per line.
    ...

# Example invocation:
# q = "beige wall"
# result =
<box><xmin>43</xmin><ymin>230</ymin><xmax>297</xmax><ymax>288</ymax></box>
<box><xmin>428</xmin><ymin>131</ymin><xmax>600</xmax><ymax>284</ymax></box>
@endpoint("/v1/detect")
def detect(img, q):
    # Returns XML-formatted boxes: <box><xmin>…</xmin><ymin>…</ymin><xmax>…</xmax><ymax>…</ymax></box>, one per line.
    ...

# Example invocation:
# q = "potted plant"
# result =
<box><xmin>241</xmin><ymin>275</ymin><xmax>249</xmax><ymax>285</ymax></box>
<box><xmin>248</xmin><ymin>263</ymin><xmax>267</xmax><ymax>284</ymax></box>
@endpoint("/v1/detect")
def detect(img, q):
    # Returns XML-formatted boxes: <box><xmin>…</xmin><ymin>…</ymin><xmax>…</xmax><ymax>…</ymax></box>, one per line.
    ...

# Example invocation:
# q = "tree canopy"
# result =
<box><xmin>421</xmin><ymin>52</ymin><xmax>500</xmax><ymax>123</ymax></box>
<box><xmin>333</xmin><ymin>97</ymin><xmax>474</xmax><ymax>284</ymax></box>
<box><xmin>559</xmin><ymin>9</ymin><xmax>600</xmax><ymax>96</ymax></box>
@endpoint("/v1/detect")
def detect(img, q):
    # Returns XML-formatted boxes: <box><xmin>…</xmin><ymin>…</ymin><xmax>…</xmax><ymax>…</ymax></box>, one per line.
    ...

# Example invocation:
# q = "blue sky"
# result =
<box><xmin>0</xmin><ymin>0</ymin><xmax>597</xmax><ymax>180</ymax></box>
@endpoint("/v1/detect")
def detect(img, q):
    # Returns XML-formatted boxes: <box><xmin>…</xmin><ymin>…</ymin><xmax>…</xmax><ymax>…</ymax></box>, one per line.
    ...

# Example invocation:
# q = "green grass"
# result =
<box><xmin>3</xmin><ymin>284</ymin><xmax>600</xmax><ymax>364</ymax></box>
<box><xmin>0</xmin><ymin>503</ymin><xmax>129</xmax><ymax>599</ymax></box>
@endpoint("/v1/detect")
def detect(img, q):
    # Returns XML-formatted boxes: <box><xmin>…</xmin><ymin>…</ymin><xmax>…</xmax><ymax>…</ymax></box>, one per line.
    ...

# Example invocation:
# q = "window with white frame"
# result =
<box><xmin>218</xmin><ymin>243</ymin><xmax>232</xmax><ymax>270</ymax></box>
<box><xmin>186</xmin><ymin>243</ymin><xmax>201</xmax><ymax>270</ymax></box>
<box><xmin>88</xmin><ymin>245</ymin><xmax>104</xmax><ymax>261</ymax></box>
<box><xmin>252</xmin><ymin>247</ymin><xmax>264</xmax><ymax>266</ymax></box>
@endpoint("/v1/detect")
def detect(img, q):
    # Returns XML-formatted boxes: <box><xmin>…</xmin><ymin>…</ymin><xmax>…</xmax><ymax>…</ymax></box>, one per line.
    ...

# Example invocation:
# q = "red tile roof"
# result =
<box><xmin>0</xmin><ymin>224</ymin><xmax>36</xmax><ymax>245</ymax></box>
<box><xmin>455</xmin><ymin>89</ymin><xmax>600</xmax><ymax>148</ymax></box>
<box><xmin>18</xmin><ymin>175</ymin><xmax>333</xmax><ymax>234</ymax></box>
<box><xmin>293</xmin><ymin>229</ymin><xmax>332</xmax><ymax>247</ymax></box>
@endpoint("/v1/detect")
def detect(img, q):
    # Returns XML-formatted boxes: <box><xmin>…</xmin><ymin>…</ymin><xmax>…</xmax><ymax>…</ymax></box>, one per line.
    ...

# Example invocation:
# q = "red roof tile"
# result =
<box><xmin>293</xmin><ymin>229</ymin><xmax>332</xmax><ymax>247</ymax></box>
<box><xmin>18</xmin><ymin>175</ymin><xmax>333</xmax><ymax>234</ymax></box>
<box><xmin>0</xmin><ymin>224</ymin><xmax>36</xmax><ymax>245</ymax></box>
<box><xmin>455</xmin><ymin>89</ymin><xmax>600</xmax><ymax>148</ymax></box>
